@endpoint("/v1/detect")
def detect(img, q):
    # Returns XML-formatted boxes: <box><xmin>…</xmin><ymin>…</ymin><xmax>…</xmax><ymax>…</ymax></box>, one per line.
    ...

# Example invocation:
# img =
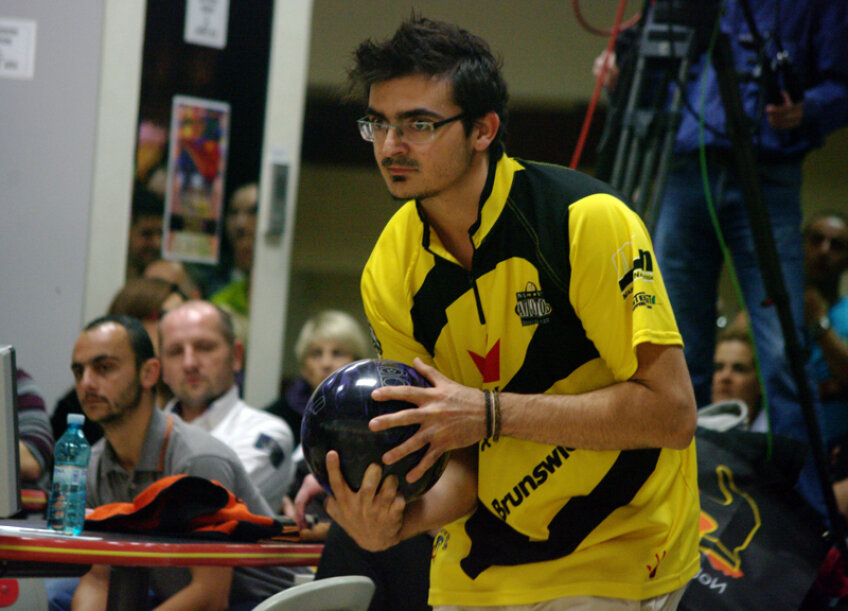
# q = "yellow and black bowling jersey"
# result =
<box><xmin>361</xmin><ymin>154</ymin><xmax>700</xmax><ymax>606</ymax></box>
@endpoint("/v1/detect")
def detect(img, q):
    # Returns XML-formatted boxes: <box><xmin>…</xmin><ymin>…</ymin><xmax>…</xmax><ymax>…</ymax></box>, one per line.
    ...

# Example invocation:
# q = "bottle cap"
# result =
<box><xmin>67</xmin><ymin>413</ymin><xmax>85</xmax><ymax>426</ymax></box>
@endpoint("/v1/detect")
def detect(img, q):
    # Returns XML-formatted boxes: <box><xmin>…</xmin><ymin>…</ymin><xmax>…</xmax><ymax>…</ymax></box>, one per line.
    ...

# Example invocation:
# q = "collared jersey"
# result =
<box><xmin>361</xmin><ymin>154</ymin><xmax>700</xmax><ymax>606</ymax></box>
<box><xmin>164</xmin><ymin>386</ymin><xmax>295</xmax><ymax>510</ymax></box>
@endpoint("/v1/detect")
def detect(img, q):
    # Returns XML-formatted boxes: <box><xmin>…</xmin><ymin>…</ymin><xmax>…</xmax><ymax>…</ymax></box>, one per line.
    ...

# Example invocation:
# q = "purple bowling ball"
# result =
<box><xmin>301</xmin><ymin>358</ymin><xmax>449</xmax><ymax>500</ymax></box>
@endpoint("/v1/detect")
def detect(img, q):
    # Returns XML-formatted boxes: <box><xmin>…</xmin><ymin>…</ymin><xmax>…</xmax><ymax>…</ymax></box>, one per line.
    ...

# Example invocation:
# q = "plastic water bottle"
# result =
<box><xmin>46</xmin><ymin>414</ymin><xmax>91</xmax><ymax>535</ymax></box>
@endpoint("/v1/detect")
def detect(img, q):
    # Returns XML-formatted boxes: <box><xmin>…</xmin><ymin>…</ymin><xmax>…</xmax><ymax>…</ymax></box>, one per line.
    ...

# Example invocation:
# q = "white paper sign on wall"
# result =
<box><xmin>184</xmin><ymin>0</ymin><xmax>230</xmax><ymax>49</ymax></box>
<box><xmin>0</xmin><ymin>18</ymin><xmax>37</xmax><ymax>80</ymax></box>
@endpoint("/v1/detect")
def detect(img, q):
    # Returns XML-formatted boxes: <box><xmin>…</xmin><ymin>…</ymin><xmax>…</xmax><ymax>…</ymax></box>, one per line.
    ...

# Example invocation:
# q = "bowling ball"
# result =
<box><xmin>301</xmin><ymin>358</ymin><xmax>449</xmax><ymax>500</ymax></box>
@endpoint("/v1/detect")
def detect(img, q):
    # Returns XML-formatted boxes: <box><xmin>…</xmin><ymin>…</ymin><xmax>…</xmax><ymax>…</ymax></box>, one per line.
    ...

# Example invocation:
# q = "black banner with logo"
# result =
<box><xmin>681</xmin><ymin>428</ymin><xmax>830</xmax><ymax>610</ymax></box>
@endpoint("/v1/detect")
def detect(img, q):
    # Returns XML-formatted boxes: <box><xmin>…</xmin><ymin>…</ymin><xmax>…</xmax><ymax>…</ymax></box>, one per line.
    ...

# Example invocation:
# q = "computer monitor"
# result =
<box><xmin>0</xmin><ymin>345</ymin><xmax>22</xmax><ymax>518</ymax></box>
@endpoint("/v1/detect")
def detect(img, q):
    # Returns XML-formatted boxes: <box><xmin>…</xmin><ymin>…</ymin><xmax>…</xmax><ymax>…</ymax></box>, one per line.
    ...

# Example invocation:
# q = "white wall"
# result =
<box><xmin>0</xmin><ymin>1</ymin><xmax>108</xmax><ymax>407</ymax></box>
<box><xmin>244</xmin><ymin>1</ymin><xmax>314</xmax><ymax>407</ymax></box>
<box><xmin>307</xmin><ymin>0</ymin><xmax>627</xmax><ymax>104</ymax></box>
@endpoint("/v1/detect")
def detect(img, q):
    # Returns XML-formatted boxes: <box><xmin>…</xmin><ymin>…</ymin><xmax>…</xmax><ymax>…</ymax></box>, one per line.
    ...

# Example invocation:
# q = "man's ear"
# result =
<box><xmin>232</xmin><ymin>340</ymin><xmax>245</xmax><ymax>373</ymax></box>
<box><xmin>472</xmin><ymin>111</ymin><xmax>500</xmax><ymax>152</ymax></box>
<box><xmin>140</xmin><ymin>358</ymin><xmax>161</xmax><ymax>390</ymax></box>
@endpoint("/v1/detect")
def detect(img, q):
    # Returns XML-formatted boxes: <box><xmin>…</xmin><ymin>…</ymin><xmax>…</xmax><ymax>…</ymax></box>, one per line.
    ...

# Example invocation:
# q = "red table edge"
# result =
<box><xmin>0</xmin><ymin>533</ymin><xmax>323</xmax><ymax>568</ymax></box>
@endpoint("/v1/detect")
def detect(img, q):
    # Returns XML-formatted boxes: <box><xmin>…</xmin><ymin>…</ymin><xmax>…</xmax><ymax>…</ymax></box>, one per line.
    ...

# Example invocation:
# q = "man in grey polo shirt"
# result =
<box><xmin>65</xmin><ymin>314</ymin><xmax>294</xmax><ymax>611</ymax></box>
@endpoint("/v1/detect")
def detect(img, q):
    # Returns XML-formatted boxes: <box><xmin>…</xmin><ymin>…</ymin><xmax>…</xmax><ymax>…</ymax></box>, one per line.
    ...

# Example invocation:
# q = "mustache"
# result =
<box><xmin>382</xmin><ymin>157</ymin><xmax>418</xmax><ymax>169</ymax></box>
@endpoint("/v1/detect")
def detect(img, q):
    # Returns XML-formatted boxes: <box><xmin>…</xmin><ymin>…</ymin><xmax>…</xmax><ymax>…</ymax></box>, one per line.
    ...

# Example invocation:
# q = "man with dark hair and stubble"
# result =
<box><xmin>313</xmin><ymin>15</ymin><xmax>701</xmax><ymax>610</ymax></box>
<box><xmin>57</xmin><ymin>315</ymin><xmax>294</xmax><ymax>611</ymax></box>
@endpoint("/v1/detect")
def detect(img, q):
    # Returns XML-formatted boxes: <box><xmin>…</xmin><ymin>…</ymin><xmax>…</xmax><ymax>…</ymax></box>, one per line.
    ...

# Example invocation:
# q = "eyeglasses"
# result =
<box><xmin>356</xmin><ymin>113</ymin><xmax>466</xmax><ymax>144</ymax></box>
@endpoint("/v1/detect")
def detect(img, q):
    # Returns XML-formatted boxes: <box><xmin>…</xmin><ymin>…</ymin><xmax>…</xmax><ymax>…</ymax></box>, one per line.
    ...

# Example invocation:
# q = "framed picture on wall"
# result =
<box><xmin>163</xmin><ymin>95</ymin><xmax>230</xmax><ymax>264</ymax></box>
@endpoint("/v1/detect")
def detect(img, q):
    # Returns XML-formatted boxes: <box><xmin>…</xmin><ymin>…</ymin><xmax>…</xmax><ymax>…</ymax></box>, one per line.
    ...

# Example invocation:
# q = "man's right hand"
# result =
<box><xmin>324</xmin><ymin>451</ymin><xmax>406</xmax><ymax>552</ymax></box>
<box><xmin>291</xmin><ymin>473</ymin><xmax>325</xmax><ymax>530</ymax></box>
<box><xmin>593</xmin><ymin>50</ymin><xmax>620</xmax><ymax>92</ymax></box>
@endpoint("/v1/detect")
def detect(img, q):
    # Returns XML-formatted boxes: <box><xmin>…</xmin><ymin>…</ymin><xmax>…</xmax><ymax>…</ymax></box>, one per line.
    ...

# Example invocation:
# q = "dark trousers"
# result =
<box><xmin>316</xmin><ymin>522</ymin><xmax>433</xmax><ymax>611</ymax></box>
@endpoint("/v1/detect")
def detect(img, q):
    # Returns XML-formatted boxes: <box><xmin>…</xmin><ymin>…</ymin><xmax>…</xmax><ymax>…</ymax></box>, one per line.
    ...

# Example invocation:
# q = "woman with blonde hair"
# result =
<box><xmin>266</xmin><ymin>309</ymin><xmax>371</xmax><ymax>444</ymax></box>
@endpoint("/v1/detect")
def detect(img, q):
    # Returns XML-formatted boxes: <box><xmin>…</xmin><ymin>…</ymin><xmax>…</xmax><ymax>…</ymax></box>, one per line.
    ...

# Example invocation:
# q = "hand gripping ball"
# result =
<box><xmin>301</xmin><ymin>358</ymin><xmax>449</xmax><ymax>500</ymax></box>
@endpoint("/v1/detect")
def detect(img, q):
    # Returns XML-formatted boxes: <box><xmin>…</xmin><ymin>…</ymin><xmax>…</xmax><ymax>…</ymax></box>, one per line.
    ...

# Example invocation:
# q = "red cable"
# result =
<box><xmin>569</xmin><ymin>0</ymin><xmax>631</xmax><ymax>169</ymax></box>
<box><xmin>571</xmin><ymin>0</ymin><xmax>641</xmax><ymax>36</ymax></box>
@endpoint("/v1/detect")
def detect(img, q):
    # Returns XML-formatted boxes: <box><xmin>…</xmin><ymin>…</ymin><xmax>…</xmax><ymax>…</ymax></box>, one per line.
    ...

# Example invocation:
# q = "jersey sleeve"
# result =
<box><xmin>362</xmin><ymin>288</ymin><xmax>433</xmax><ymax>366</ymax></box>
<box><xmin>361</xmin><ymin>223</ymin><xmax>435</xmax><ymax>368</ymax></box>
<box><xmin>568</xmin><ymin>194</ymin><xmax>682</xmax><ymax>381</ymax></box>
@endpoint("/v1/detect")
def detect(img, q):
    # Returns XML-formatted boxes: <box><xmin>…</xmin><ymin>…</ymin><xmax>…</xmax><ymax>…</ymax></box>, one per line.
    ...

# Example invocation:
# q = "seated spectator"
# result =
<box><xmin>805</xmin><ymin>211</ymin><xmax>848</xmax><ymax>528</ymax></box>
<box><xmin>266</xmin><ymin>310</ymin><xmax>372</xmax><ymax>446</ymax></box>
<box><xmin>700</xmin><ymin>327</ymin><xmax>767</xmax><ymax>432</ymax></box>
<box><xmin>126</xmin><ymin>186</ymin><xmax>164</xmax><ymax>281</ymax></box>
<box><xmin>106</xmin><ymin>278</ymin><xmax>186</xmax><ymax>355</ymax></box>
<box><xmin>143</xmin><ymin>258</ymin><xmax>203</xmax><ymax>300</ymax></box>
<box><xmin>50</xmin><ymin>315</ymin><xmax>295</xmax><ymax>611</ymax></box>
<box><xmin>16</xmin><ymin>368</ymin><xmax>54</xmax><ymax>493</ymax></box>
<box><xmin>211</xmin><ymin>183</ymin><xmax>258</xmax><ymax>347</ymax></box>
<box><xmin>803</xmin><ymin>211</ymin><xmax>848</xmax><ymax>450</ymax></box>
<box><xmin>159</xmin><ymin>300</ymin><xmax>295</xmax><ymax>510</ymax></box>
<box><xmin>51</xmin><ymin>278</ymin><xmax>187</xmax><ymax>444</ymax></box>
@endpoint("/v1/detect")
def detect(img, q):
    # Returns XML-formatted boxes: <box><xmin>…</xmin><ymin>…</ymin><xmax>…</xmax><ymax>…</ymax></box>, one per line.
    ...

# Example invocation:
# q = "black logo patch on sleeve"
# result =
<box><xmin>255</xmin><ymin>433</ymin><xmax>285</xmax><ymax>468</ymax></box>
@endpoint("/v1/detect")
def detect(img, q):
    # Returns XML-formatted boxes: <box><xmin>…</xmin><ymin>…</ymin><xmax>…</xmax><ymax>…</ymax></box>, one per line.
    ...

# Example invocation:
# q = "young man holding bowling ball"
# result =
<box><xmin>323</xmin><ymin>15</ymin><xmax>700</xmax><ymax>610</ymax></box>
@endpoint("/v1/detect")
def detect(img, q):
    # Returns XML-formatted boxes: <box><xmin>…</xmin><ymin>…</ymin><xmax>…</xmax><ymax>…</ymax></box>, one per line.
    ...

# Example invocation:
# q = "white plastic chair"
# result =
<box><xmin>251</xmin><ymin>575</ymin><xmax>376</xmax><ymax>611</ymax></box>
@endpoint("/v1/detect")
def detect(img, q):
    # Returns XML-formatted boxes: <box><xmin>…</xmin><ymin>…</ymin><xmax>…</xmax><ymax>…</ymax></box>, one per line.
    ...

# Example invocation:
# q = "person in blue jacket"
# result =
<box><xmin>647</xmin><ymin>0</ymin><xmax>848</xmax><ymax>517</ymax></box>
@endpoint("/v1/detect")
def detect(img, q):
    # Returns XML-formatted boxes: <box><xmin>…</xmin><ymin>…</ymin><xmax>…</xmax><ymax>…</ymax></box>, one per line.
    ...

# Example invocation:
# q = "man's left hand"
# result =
<box><xmin>804</xmin><ymin>285</ymin><xmax>829</xmax><ymax>323</ymax></box>
<box><xmin>766</xmin><ymin>90</ymin><xmax>804</xmax><ymax>131</ymax></box>
<box><xmin>369</xmin><ymin>358</ymin><xmax>487</xmax><ymax>483</ymax></box>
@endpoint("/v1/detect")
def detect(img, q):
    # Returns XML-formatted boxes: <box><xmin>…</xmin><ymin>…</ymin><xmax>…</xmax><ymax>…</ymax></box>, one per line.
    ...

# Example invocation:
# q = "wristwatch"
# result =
<box><xmin>809</xmin><ymin>315</ymin><xmax>831</xmax><ymax>340</ymax></box>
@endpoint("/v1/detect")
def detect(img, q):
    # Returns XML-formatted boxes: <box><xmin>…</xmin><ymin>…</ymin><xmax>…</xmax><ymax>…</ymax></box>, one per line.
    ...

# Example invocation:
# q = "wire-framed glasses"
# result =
<box><xmin>356</xmin><ymin>113</ymin><xmax>466</xmax><ymax>144</ymax></box>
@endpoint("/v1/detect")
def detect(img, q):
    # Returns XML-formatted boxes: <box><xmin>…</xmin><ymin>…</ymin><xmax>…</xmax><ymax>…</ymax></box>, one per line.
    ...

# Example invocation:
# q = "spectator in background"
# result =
<box><xmin>211</xmin><ymin>183</ymin><xmax>258</xmax><ymax>347</ymax></box>
<box><xmin>265</xmin><ymin>310</ymin><xmax>372</xmax><ymax>446</ymax></box>
<box><xmin>144</xmin><ymin>258</ymin><xmax>204</xmax><ymax>301</ymax></box>
<box><xmin>107</xmin><ymin>278</ymin><xmax>186</xmax><ymax>355</ymax></box>
<box><xmin>17</xmin><ymin>368</ymin><xmax>54</xmax><ymax>493</ymax></box>
<box><xmin>159</xmin><ymin>300</ymin><xmax>295</xmax><ymax>511</ymax></box>
<box><xmin>126</xmin><ymin>186</ymin><xmax>165</xmax><ymax>281</ymax></box>
<box><xmin>279</xmin><ymin>311</ymin><xmax>432</xmax><ymax>611</ymax></box>
<box><xmin>803</xmin><ymin>211</ymin><xmax>848</xmax><ymax>451</ymax></box>
<box><xmin>699</xmin><ymin>327</ymin><xmax>767</xmax><ymax>432</ymax></box>
<box><xmin>59</xmin><ymin>315</ymin><xmax>294</xmax><ymax>611</ymax></box>
<box><xmin>51</xmin><ymin>278</ymin><xmax>186</xmax><ymax>444</ymax></box>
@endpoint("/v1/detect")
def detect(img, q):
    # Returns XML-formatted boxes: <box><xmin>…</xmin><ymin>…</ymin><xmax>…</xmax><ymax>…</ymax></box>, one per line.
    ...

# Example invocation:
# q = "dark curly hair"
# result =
<box><xmin>84</xmin><ymin>315</ymin><xmax>156</xmax><ymax>369</ymax></box>
<box><xmin>348</xmin><ymin>14</ymin><xmax>509</xmax><ymax>159</ymax></box>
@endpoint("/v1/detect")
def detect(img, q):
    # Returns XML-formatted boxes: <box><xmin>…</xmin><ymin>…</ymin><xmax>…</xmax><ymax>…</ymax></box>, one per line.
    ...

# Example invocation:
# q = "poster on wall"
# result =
<box><xmin>184</xmin><ymin>0</ymin><xmax>230</xmax><ymax>49</ymax></box>
<box><xmin>163</xmin><ymin>95</ymin><xmax>230</xmax><ymax>264</ymax></box>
